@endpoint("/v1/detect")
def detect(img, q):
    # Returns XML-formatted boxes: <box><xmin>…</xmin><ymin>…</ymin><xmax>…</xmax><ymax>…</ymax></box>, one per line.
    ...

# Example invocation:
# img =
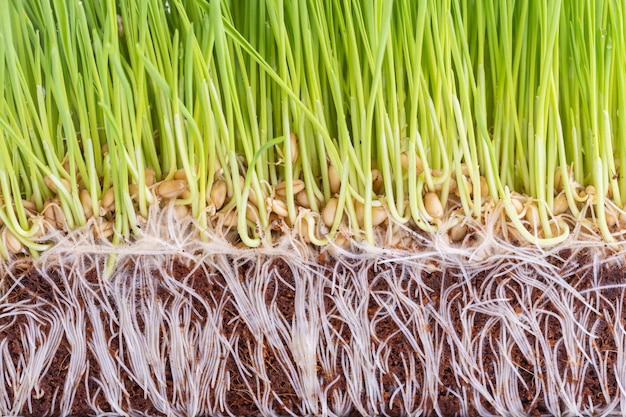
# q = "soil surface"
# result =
<box><xmin>0</xmin><ymin>247</ymin><xmax>624</xmax><ymax>416</ymax></box>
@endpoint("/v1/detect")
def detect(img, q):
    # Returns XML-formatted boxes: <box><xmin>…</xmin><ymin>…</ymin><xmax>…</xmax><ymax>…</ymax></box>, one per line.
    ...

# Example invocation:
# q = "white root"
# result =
<box><xmin>0</xmin><ymin>204</ymin><xmax>625</xmax><ymax>417</ymax></box>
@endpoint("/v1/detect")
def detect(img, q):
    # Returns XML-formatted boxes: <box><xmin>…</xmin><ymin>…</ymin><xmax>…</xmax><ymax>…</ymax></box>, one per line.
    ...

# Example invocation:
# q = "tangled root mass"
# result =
<box><xmin>1</xmin><ymin>207</ymin><xmax>626</xmax><ymax>417</ymax></box>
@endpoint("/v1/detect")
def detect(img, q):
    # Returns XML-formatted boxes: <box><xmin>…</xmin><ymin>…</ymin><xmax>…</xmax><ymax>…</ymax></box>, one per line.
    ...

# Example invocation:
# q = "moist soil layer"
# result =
<box><xmin>0</xmin><ymin>247</ymin><xmax>623</xmax><ymax>417</ymax></box>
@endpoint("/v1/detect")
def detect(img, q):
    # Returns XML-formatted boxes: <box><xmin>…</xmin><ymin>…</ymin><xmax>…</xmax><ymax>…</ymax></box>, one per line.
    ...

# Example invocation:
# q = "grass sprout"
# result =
<box><xmin>3</xmin><ymin>0</ymin><xmax>626</xmax><ymax>415</ymax></box>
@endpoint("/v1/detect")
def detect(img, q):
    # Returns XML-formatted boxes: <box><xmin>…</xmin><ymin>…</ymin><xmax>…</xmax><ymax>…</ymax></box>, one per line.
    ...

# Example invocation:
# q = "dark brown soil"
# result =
<box><xmin>0</xmin><ymin>247</ymin><xmax>624</xmax><ymax>416</ymax></box>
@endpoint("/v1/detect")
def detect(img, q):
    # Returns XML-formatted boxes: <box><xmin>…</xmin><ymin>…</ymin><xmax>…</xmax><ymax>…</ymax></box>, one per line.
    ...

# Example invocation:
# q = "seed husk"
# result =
<box><xmin>156</xmin><ymin>180</ymin><xmax>187</xmax><ymax>199</ymax></box>
<box><xmin>209</xmin><ymin>180</ymin><xmax>227</xmax><ymax>210</ymax></box>
<box><xmin>546</xmin><ymin>221</ymin><xmax>561</xmax><ymax>237</ymax></box>
<box><xmin>525</xmin><ymin>203</ymin><xmax>539</xmax><ymax>230</ymax></box>
<box><xmin>247</xmin><ymin>187</ymin><xmax>260</xmax><ymax>207</ymax></box>
<box><xmin>354</xmin><ymin>200</ymin><xmax>387</xmax><ymax>227</ymax></box>
<box><xmin>275</xmin><ymin>179</ymin><xmax>305</xmax><ymax>197</ymax></box>
<box><xmin>267</xmin><ymin>212</ymin><xmax>283</xmax><ymax>230</ymax></box>
<box><xmin>455</xmin><ymin>176</ymin><xmax>472</xmax><ymax>197</ymax></box>
<box><xmin>400</xmin><ymin>152</ymin><xmax>408</xmax><ymax>169</ymax></box>
<box><xmin>296</xmin><ymin>190</ymin><xmax>311</xmax><ymax>208</ymax></box>
<box><xmin>424</xmin><ymin>192</ymin><xmax>443</xmax><ymax>219</ymax></box>
<box><xmin>128</xmin><ymin>184</ymin><xmax>139</xmax><ymax>200</ymax></box>
<box><xmin>322</xmin><ymin>198</ymin><xmax>339</xmax><ymax>227</ymax></box>
<box><xmin>77</xmin><ymin>175</ymin><xmax>87</xmax><ymax>191</ymax></box>
<box><xmin>355</xmin><ymin>200</ymin><xmax>365</xmax><ymax>226</ymax></box>
<box><xmin>144</xmin><ymin>168</ymin><xmax>156</xmax><ymax>187</ymax></box>
<box><xmin>80</xmin><ymin>189</ymin><xmax>93</xmax><ymax>218</ymax></box>
<box><xmin>606</xmin><ymin>212</ymin><xmax>617</xmax><ymax>228</ymax></box>
<box><xmin>449</xmin><ymin>223</ymin><xmax>468</xmax><ymax>242</ymax></box>
<box><xmin>554</xmin><ymin>169</ymin><xmax>563</xmax><ymax>192</ymax></box>
<box><xmin>43</xmin><ymin>201</ymin><xmax>65</xmax><ymax>229</ymax></box>
<box><xmin>460</xmin><ymin>163</ymin><xmax>470</xmax><ymax>176</ymax></box>
<box><xmin>432</xmin><ymin>176</ymin><xmax>446</xmax><ymax>192</ymax></box>
<box><xmin>221</xmin><ymin>211</ymin><xmax>238</xmax><ymax>227</ymax></box>
<box><xmin>479</xmin><ymin>176</ymin><xmax>489</xmax><ymax>198</ymax></box>
<box><xmin>328</xmin><ymin>165</ymin><xmax>340</xmax><ymax>194</ymax></box>
<box><xmin>268</xmin><ymin>198</ymin><xmax>288</xmax><ymax>218</ymax></box>
<box><xmin>511</xmin><ymin>197</ymin><xmax>525</xmax><ymax>216</ymax></box>
<box><xmin>173</xmin><ymin>204</ymin><xmax>189</xmax><ymax>219</ymax></box>
<box><xmin>372</xmin><ymin>169</ymin><xmax>384</xmax><ymax>194</ymax></box>
<box><xmin>62</xmin><ymin>157</ymin><xmax>71</xmax><ymax>174</ymax></box>
<box><xmin>465</xmin><ymin>179</ymin><xmax>474</xmax><ymax>196</ymax></box>
<box><xmin>584</xmin><ymin>185</ymin><xmax>597</xmax><ymax>203</ymax></box>
<box><xmin>289</xmin><ymin>132</ymin><xmax>299</xmax><ymax>163</ymax></box>
<box><xmin>95</xmin><ymin>221</ymin><xmax>114</xmax><ymax>240</ymax></box>
<box><xmin>246</xmin><ymin>203</ymin><xmax>259</xmax><ymax>223</ymax></box>
<box><xmin>44</xmin><ymin>176</ymin><xmax>71</xmax><ymax>195</ymax></box>
<box><xmin>371</xmin><ymin>205</ymin><xmax>387</xmax><ymax>227</ymax></box>
<box><xmin>296</xmin><ymin>212</ymin><xmax>316</xmax><ymax>243</ymax></box>
<box><xmin>21</xmin><ymin>199</ymin><xmax>37</xmax><ymax>212</ymax></box>
<box><xmin>3</xmin><ymin>228</ymin><xmax>22</xmax><ymax>254</ymax></box>
<box><xmin>174</xmin><ymin>165</ymin><xmax>198</xmax><ymax>181</ymax></box>
<box><xmin>174</xmin><ymin>168</ymin><xmax>187</xmax><ymax>181</ymax></box>
<box><xmin>400</xmin><ymin>151</ymin><xmax>424</xmax><ymax>174</ymax></box>
<box><xmin>30</xmin><ymin>220</ymin><xmax>45</xmax><ymax>238</ymax></box>
<box><xmin>101</xmin><ymin>188</ymin><xmax>115</xmax><ymax>212</ymax></box>
<box><xmin>236</xmin><ymin>176</ymin><xmax>265</xmax><ymax>206</ymax></box>
<box><xmin>448</xmin><ymin>177</ymin><xmax>458</xmax><ymax>193</ymax></box>
<box><xmin>333</xmin><ymin>232</ymin><xmax>350</xmax><ymax>248</ymax></box>
<box><xmin>553</xmin><ymin>193</ymin><xmax>569</xmax><ymax>216</ymax></box>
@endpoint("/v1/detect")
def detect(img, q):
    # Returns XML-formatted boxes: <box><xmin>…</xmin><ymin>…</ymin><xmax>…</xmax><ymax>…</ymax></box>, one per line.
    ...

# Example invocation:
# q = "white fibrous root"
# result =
<box><xmin>1</xmin><ymin>212</ymin><xmax>625</xmax><ymax>416</ymax></box>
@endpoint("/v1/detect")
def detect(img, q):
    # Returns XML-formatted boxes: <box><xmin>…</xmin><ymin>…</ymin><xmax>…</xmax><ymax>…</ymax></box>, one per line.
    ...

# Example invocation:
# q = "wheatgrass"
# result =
<box><xmin>1</xmin><ymin>1</ymin><xmax>626</xmax><ymax>416</ymax></box>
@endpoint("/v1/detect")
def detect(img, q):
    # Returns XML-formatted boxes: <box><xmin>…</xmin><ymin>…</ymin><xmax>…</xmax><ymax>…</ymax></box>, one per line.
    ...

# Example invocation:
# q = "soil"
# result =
<box><xmin>0</xmin><ymin>247</ymin><xmax>624</xmax><ymax>416</ymax></box>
